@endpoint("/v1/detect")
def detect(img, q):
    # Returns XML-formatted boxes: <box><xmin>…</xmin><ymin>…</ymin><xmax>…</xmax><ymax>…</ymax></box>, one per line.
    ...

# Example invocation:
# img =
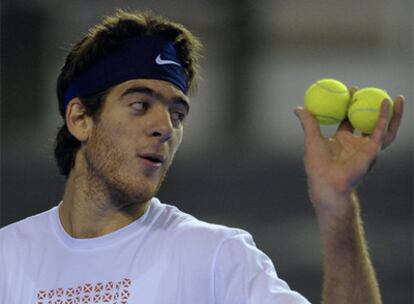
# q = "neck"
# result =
<box><xmin>59</xmin><ymin>166</ymin><xmax>150</xmax><ymax>239</ymax></box>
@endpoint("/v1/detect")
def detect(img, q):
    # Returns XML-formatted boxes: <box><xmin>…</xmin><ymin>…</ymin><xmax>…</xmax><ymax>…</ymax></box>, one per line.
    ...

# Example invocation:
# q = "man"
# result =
<box><xmin>0</xmin><ymin>9</ymin><xmax>404</xmax><ymax>304</ymax></box>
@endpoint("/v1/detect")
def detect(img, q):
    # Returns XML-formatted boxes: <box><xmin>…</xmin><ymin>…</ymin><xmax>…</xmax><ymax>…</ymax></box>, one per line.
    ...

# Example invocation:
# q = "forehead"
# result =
<box><xmin>107</xmin><ymin>79</ymin><xmax>190</xmax><ymax>103</ymax></box>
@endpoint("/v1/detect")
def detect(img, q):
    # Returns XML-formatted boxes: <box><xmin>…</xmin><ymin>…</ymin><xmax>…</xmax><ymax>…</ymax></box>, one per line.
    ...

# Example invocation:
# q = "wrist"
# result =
<box><xmin>313</xmin><ymin>190</ymin><xmax>360</xmax><ymax>233</ymax></box>
<box><xmin>306</xmin><ymin>177</ymin><xmax>363</xmax><ymax>242</ymax></box>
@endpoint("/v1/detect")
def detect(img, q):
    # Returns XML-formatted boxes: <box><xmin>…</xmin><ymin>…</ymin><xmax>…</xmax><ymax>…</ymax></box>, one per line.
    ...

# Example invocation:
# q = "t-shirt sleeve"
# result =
<box><xmin>212</xmin><ymin>231</ymin><xmax>311</xmax><ymax>304</ymax></box>
<box><xmin>0</xmin><ymin>230</ymin><xmax>9</xmax><ymax>304</ymax></box>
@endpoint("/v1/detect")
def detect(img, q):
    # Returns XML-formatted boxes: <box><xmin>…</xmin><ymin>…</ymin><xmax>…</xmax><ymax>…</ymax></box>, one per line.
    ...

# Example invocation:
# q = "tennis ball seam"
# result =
<box><xmin>315</xmin><ymin>82</ymin><xmax>348</xmax><ymax>94</ymax></box>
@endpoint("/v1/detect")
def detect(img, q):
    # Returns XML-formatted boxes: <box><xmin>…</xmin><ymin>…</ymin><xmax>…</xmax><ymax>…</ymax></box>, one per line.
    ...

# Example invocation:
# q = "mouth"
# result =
<box><xmin>139</xmin><ymin>153</ymin><xmax>165</xmax><ymax>166</ymax></box>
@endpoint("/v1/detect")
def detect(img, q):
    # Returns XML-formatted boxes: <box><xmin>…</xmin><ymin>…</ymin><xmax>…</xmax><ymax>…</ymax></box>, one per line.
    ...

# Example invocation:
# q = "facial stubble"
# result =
<box><xmin>83</xmin><ymin>122</ymin><xmax>170</xmax><ymax>209</ymax></box>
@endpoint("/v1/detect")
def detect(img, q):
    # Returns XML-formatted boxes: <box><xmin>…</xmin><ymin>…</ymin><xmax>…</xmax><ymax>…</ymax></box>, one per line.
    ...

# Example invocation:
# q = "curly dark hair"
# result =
<box><xmin>54</xmin><ymin>9</ymin><xmax>202</xmax><ymax>177</ymax></box>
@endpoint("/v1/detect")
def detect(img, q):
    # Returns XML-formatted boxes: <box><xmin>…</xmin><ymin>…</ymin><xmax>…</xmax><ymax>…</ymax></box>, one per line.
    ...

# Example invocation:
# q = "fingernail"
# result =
<box><xmin>293</xmin><ymin>107</ymin><xmax>302</xmax><ymax>117</ymax></box>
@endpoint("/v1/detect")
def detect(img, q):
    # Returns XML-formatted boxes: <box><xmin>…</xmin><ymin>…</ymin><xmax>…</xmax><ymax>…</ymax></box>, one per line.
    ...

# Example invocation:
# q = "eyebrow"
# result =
<box><xmin>120</xmin><ymin>85</ymin><xmax>190</xmax><ymax>112</ymax></box>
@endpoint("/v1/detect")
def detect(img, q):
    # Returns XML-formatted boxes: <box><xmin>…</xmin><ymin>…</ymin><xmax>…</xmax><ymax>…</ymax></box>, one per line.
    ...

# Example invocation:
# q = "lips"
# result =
<box><xmin>139</xmin><ymin>153</ymin><xmax>166</xmax><ymax>165</ymax></box>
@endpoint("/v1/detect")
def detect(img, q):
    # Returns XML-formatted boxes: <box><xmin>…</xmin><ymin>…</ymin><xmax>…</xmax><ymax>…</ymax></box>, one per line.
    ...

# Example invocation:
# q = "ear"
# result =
<box><xmin>65</xmin><ymin>98</ymin><xmax>94</xmax><ymax>142</ymax></box>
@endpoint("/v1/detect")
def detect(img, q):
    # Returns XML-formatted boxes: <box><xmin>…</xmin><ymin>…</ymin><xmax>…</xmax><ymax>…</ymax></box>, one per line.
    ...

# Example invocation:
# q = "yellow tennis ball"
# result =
<box><xmin>304</xmin><ymin>79</ymin><xmax>351</xmax><ymax>125</ymax></box>
<box><xmin>348</xmin><ymin>87</ymin><xmax>393</xmax><ymax>134</ymax></box>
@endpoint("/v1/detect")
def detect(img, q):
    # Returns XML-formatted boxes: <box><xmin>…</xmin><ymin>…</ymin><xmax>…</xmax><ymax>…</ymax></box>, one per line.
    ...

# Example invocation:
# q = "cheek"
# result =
<box><xmin>173</xmin><ymin>129</ymin><xmax>183</xmax><ymax>151</ymax></box>
<box><xmin>89</xmin><ymin>121</ymin><xmax>128</xmax><ymax>158</ymax></box>
<box><xmin>102</xmin><ymin>118</ymin><xmax>133</xmax><ymax>144</ymax></box>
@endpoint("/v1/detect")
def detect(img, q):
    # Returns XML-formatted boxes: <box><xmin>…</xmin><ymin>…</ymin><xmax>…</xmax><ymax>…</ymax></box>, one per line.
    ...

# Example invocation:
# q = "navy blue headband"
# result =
<box><xmin>63</xmin><ymin>36</ymin><xmax>188</xmax><ymax>109</ymax></box>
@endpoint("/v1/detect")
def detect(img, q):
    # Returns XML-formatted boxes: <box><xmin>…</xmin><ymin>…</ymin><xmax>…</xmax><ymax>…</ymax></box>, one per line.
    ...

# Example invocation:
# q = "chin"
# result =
<box><xmin>118</xmin><ymin>186</ymin><xmax>152</xmax><ymax>205</ymax></box>
<box><xmin>109</xmin><ymin>176</ymin><xmax>163</xmax><ymax>207</ymax></box>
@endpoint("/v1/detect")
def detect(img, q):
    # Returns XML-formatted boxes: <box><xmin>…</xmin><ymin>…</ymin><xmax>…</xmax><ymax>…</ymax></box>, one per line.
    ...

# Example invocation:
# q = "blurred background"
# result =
<box><xmin>1</xmin><ymin>0</ymin><xmax>412</xmax><ymax>302</ymax></box>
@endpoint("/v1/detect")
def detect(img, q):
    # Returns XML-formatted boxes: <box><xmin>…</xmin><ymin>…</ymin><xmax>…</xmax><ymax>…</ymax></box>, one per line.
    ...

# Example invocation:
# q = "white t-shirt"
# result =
<box><xmin>0</xmin><ymin>198</ymin><xmax>310</xmax><ymax>304</ymax></box>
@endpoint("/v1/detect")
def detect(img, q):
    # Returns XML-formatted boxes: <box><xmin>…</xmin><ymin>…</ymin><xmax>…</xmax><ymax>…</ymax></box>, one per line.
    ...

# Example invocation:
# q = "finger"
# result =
<box><xmin>337</xmin><ymin>119</ymin><xmax>354</xmax><ymax>133</ymax></box>
<box><xmin>349</xmin><ymin>86</ymin><xmax>359</xmax><ymax>98</ymax></box>
<box><xmin>367</xmin><ymin>157</ymin><xmax>377</xmax><ymax>174</ymax></box>
<box><xmin>370</xmin><ymin>99</ymin><xmax>390</xmax><ymax>146</ymax></box>
<box><xmin>383</xmin><ymin>95</ymin><xmax>404</xmax><ymax>149</ymax></box>
<box><xmin>294</xmin><ymin>107</ymin><xmax>324</xmax><ymax>145</ymax></box>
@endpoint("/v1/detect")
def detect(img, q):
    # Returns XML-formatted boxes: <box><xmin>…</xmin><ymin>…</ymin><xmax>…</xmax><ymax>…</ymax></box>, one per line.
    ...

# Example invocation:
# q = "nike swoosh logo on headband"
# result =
<box><xmin>155</xmin><ymin>54</ymin><xmax>181</xmax><ymax>66</ymax></box>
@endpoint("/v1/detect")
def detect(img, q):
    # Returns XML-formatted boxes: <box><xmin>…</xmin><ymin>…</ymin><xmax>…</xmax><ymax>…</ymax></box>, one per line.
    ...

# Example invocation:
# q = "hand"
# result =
<box><xmin>295</xmin><ymin>89</ymin><xmax>404</xmax><ymax>212</ymax></box>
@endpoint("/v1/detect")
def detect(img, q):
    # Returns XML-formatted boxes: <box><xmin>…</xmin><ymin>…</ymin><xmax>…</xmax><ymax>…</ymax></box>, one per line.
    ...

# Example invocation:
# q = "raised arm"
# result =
<box><xmin>294</xmin><ymin>91</ymin><xmax>404</xmax><ymax>304</ymax></box>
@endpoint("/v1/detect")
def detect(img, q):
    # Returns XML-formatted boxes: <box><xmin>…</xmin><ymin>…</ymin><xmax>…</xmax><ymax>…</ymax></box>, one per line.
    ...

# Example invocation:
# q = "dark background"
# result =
<box><xmin>1</xmin><ymin>1</ymin><xmax>412</xmax><ymax>303</ymax></box>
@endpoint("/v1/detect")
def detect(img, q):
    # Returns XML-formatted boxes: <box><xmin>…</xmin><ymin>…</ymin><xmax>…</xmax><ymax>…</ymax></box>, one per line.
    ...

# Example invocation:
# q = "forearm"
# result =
<box><xmin>317</xmin><ymin>191</ymin><xmax>382</xmax><ymax>304</ymax></box>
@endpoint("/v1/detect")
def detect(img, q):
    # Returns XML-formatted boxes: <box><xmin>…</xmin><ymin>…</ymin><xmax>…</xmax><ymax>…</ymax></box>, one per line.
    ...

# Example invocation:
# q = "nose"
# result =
<box><xmin>146</xmin><ymin>105</ymin><xmax>173</xmax><ymax>142</ymax></box>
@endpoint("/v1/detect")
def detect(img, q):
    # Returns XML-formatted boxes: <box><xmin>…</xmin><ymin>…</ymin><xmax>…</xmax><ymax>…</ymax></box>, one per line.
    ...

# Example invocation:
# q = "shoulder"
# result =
<box><xmin>146</xmin><ymin>199</ymin><xmax>255</xmax><ymax>277</ymax></box>
<box><xmin>150</xmin><ymin>198</ymin><xmax>253</xmax><ymax>251</ymax></box>
<box><xmin>0</xmin><ymin>207</ymin><xmax>55</xmax><ymax>247</ymax></box>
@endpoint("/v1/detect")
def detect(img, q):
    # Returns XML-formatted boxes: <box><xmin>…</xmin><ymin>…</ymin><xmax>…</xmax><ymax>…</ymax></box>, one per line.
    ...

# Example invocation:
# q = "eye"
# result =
<box><xmin>171</xmin><ymin>110</ymin><xmax>186</xmax><ymax>123</ymax></box>
<box><xmin>130</xmin><ymin>101</ymin><xmax>148</xmax><ymax>111</ymax></box>
<box><xmin>170</xmin><ymin>102</ymin><xmax>188</xmax><ymax>124</ymax></box>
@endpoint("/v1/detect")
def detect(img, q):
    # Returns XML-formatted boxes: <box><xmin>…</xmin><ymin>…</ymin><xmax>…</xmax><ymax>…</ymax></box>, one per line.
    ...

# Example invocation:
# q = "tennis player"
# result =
<box><xmin>0</xmin><ymin>9</ymin><xmax>404</xmax><ymax>304</ymax></box>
